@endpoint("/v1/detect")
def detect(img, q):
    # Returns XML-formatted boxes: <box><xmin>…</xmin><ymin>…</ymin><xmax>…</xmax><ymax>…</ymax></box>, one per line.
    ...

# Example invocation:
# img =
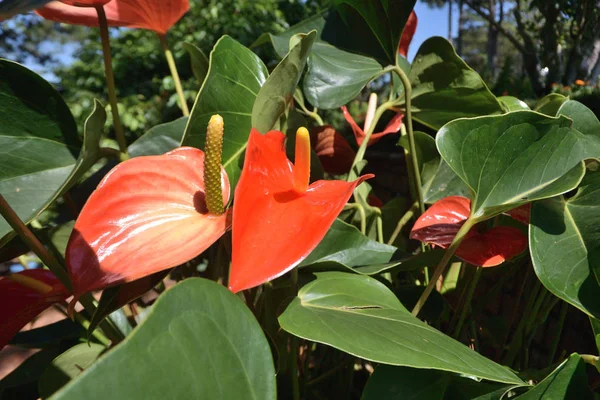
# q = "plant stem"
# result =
<box><xmin>376</xmin><ymin>215</ymin><xmax>384</xmax><ymax>244</ymax></box>
<box><xmin>547</xmin><ymin>301</ymin><xmax>568</xmax><ymax>365</ymax></box>
<box><xmin>0</xmin><ymin>194</ymin><xmax>71</xmax><ymax>291</ymax></box>
<box><xmin>392</xmin><ymin>64</ymin><xmax>424</xmax><ymax>216</ymax></box>
<box><xmin>387</xmin><ymin>201</ymin><xmax>418</xmax><ymax>245</ymax></box>
<box><xmin>343</xmin><ymin>203</ymin><xmax>367</xmax><ymax>234</ymax></box>
<box><xmin>452</xmin><ymin>266</ymin><xmax>482</xmax><ymax>339</ymax></box>
<box><xmin>411</xmin><ymin>218</ymin><xmax>476</xmax><ymax>316</ymax></box>
<box><xmin>158</xmin><ymin>34</ymin><xmax>190</xmax><ymax>116</ymax></box>
<box><xmin>96</xmin><ymin>5</ymin><xmax>128</xmax><ymax>156</ymax></box>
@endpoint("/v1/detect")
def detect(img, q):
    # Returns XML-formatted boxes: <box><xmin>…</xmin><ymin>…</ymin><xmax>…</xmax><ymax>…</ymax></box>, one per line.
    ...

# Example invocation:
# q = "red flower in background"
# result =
<box><xmin>38</xmin><ymin>0</ymin><xmax>189</xmax><ymax>34</ymax></box>
<box><xmin>0</xmin><ymin>270</ymin><xmax>69</xmax><ymax>349</ymax></box>
<box><xmin>310</xmin><ymin>125</ymin><xmax>356</xmax><ymax>175</ymax></box>
<box><xmin>66</xmin><ymin>147</ymin><xmax>231</xmax><ymax>299</ymax></box>
<box><xmin>410</xmin><ymin>196</ymin><xmax>527</xmax><ymax>267</ymax></box>
<box><xmin>229</xmin><ymin>128</ymin><xmax>374</xmax><ymax>293</ymax></box>
<box><xmin>399</xmin><ymin>10</ymin><xmax>418</xmax><ymax>57</ymax></box>
<box><xmin>60</xmin><ymin>0</ymin><xmax>111</xmax><ymax>5</ymax></box>
<box><xmin>342</xmin><ymin>106</ymin><xmax>404</xmax><ymax>147</ymax></box>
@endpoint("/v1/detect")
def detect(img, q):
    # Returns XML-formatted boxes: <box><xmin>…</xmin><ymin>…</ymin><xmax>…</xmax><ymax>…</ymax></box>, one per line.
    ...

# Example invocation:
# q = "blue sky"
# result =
<box><xmin>408</xmin><ymin>1</ymin><xmax>454</xmax><ymax>60</ymax></box>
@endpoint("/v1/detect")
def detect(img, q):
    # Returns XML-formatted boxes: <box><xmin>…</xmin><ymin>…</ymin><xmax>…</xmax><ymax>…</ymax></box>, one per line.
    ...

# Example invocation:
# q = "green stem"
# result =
<box><xmin>392</xmin><ymin>64</ymin><xmax>424</xmax><ymax>216</ymax></box>
<box><xmin>411</xmin><ymin>218</ymin><xmax>476</xmax><ymax>316</ymax></box>
<box><xmin>581</xmin><ymin>354</ymin><xmax>599</xmax><ymax>367</ymax></box>
<box><xmin>70</xmin><ymin>305</ymin><xmax>111</xmax><ymax>346</ymax></box>
<box><xmin>547</xmin><ymin>301</ymin><xmax>568</xmax><ymax>365</ymax></box>
<box><xmin>452</xmin><ymin>266</ymin><xmax>482</xmax><ymax>339</ymax></box>
<box><xmin>158</xmin><ymin>34</ymin><xmax>189</xmax><ymax>116</ymax></box>
<box><xmin>96</xmin><ymin>5</ymin><xmax>128</xmax><ymax>156</ymax></box>
<box><xmin>0</xmin><ymin>194</ymin><xmax>71</xmax><ymax>291</ymax></box>
<box><xmin>376</xmin><ymin>214</ymin><xmax>384</xmax><ymax>244</ymax></box>
<box><xmin>344</xmin><ymin>203</ymin><xmax>367</xmax><ymax>234</ymax></box>
<box><xmin>294</xmin><ymin>93</ymin><xmax>324</xmax><ymax>126</ymax></box>
<box><xmin>387</xmin><ymin>200</ymin><xmax>418</xmax><ymax>245</ymax></box>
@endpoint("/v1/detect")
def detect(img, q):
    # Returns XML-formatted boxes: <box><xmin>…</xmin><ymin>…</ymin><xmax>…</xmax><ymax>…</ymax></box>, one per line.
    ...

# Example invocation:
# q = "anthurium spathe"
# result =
<box><xmin>342</xmin><ymin>106</ymin><xmax>404</xmax><ymax>147</ymax></box>
<box><xmin>410</xmin><ymin>196</ymin><xmax>527</xmax><ymax>267</ymax></box>
<box><xmin>229</xmin><ymin>128</ymin><xmax>374</xmax><ymax>293</ymax></box>
<box><xmin>398</xmin><ymin>10</ymin><xmax>418</xmax><ymax>57</ymax></box>
<box><xmin>310</xmin><ymin>125</ymin><xmax>356</xmax><ymax>175</ymax></box>
<box><xmin>0</xmin><ymin>269</ymin><xmax>69</xmax><ymax>349</ymax></box>
<box><xmin>66</xmin><ymin>145</ymin><xmax>231</xmax><ymax>298</ymax></box>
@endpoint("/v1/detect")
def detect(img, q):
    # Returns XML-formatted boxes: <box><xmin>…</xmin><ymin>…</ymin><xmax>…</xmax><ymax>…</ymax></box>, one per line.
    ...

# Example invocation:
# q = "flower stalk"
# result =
<box><xmin>158</xmin><ymin>33</ymin><xmax>190</xmax><ymax>116</ymax></box>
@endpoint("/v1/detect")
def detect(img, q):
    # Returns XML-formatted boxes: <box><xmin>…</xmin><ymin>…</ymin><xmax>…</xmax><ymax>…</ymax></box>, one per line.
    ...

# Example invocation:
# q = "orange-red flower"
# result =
<box><xmin>342</xmin><ymin>106</ymin><xmax>403</xmax><ymax>147</ymax></box>
<box><xmin>310</xmin><ymin>125</ymin><xmax>356</xmax><ymax>175</ymax></box>
<box><xmin>229</xmin><ymin>128</ymin><xmax>373</xmax><ymax>293</ymax></box>
<box><xmin>0</xmin><ymin>270</ymin><xmax>69</xmax><ymax>349</ymax></box>
<box><xmin>37</xmin><ymin>0</ymin><xmax>189</xmax><ymax>34</ymax></box>
<box><xmin>575</xmin><ymin>79</ymin><xmax>585</xmax><ymax>86</ymax></box>
<box><xmin>61</xmin><ymin>0</ymin><xmax>111</xmax><ymax>5</ymax></box>
<box><xmin>66</xmin><ymin>147</ymin><xmax>231</xmax><ymax>298</ymax></box>
<box><xmin>410</xmin><ymin>196</ymin><xmax>527</xmax><ymax>267</ymax></box>
<box><xmin>398</xmin><ymin>10</ymin><xmax>417</xmax><ymax>57</ymax></box>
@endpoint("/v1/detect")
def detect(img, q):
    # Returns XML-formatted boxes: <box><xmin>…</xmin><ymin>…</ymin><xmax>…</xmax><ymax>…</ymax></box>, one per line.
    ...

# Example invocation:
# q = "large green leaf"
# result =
<box><xmin>39</xmin><ymin>343</ymin><xmax>105</xmax><ymax>398</ymax></box>
<box><xmin>408</xmin><ymin>37</ymin><xmax>504</xmax><ymax>130</ymax></box>
<box><xmin>515</xmin><ymin>354</ymin><xmax>592</xmax><ymax>399</ymax></box>
<box><xmin>534</xmin><ymin>93</ymin><xmax>567</xmax><ymax>116</ymax></box>
<box><xmin>558</xmin><ymin>99</ymin><xmax>600</xmax><ymax>137</ymax></box>
<box><xmin>128</xmin><ymin>117</ymin><xmax>188</xmax><ymax>157</ymax></box>
<box><xmin>182</xmin><ymin>43</ymin><xmax>209</xmax><ymax>84</ymax></box>
<box><xmin>321</xmin><ymin>0</ymin><xmax>416</xmax><ymax>66</ymax></box>
<box><xmin>279</xmin><ymin>272</ymin><xmax>523</xmax><ymax>385</ymax></box>
<box><xmin>498</xmin><ymin>96</ymin><xmax>530</xmax><ymax>112</ymax></box>
<box><xmin>182</xmin><ymin>36</ymin><xmax>268</xmax><ymax>189</ymax></box>
<box><xmin>362</xmin><ymin>365</ymin><xmax>517</xmax><ymax>400</ymax></box>
<box><xmin>530</xmin><ymin>171</ymin><xmax>600</xmax><ymax>318</ymax></box>
<box><xmin>299</xmin><ymin>219</ymin><xmax>397</xmax><ymax>268</ymax></box>
<box><xmin>52</xmin><ymin>278</ymin><xmax>276</xmax><ymax>400</ymax></box>
<box><xmin>437</xmin><ymin>111</ymin><xmax>600</xmax><ymax>219</ymax></box>
<box><xmin>303</xmin><ymin>42</ymin><xmax>383</xmax><ymax>109</ymax></box>
<box><xmin>252</xmin><ymin>31</ymin><xmax>316</xmax><ymax>133</ymax></box>
<box><xmin>0</xmin><ymin>61</ymin><xmax>102</xmax><ymax>245</ymax></box>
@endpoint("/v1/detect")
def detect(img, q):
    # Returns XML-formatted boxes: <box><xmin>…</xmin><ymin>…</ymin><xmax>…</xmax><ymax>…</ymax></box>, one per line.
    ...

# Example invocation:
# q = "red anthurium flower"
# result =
<box><xmin>342</xmin><ymin>106</ymin><xmax>404</xmax><ymax>147</ymax></box>
<box><xmin>37</xmin><ymin>0</ymin><xmax>189</xmax><ymax>34</ymax></box>
<box><xmin>310</xmin><ymin>125</ymin><xmax>356</xmax><ymax>175</ymax></box>
<box><xmin>0</xmin><ymin>270</ymin><xmax>69</xmax><ymax>349</ymax></box>
<box><xmin>66</xmin><ymin>147</ymin><xmax>231</xmax><ymax>298</ymax></box>
<box><xmin>229</xmin><ymin>128</ymin><xmax>374</xmax><ymax>293</ymax></box>
<box><xmin>410</xmin><ymin>196</ymin><xmax>527</xmax><ymax>267</ymax></box>
<box><xmin>398</xmin><ymin>10</ymin><xmax>418</xmax><ymax>57</ymax></box>
<box><xmin>505</xmin><ymin>204</ymin><xmax>531</xmax><ymax>225</ymax></box>
<box><xmin>61</xmin><ymin>0</ymin><xmax>111</xmax><ymax>6</ymax></box>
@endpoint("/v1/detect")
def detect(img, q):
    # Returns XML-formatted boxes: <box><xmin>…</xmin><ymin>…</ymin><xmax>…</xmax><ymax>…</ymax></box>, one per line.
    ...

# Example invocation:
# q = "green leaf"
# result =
<box><xmin>408</xmin><ymin>37</ymin><xmax>504</xmax><ymax>130</ymax></box>
<box><xmin>0</xmin><ymin>347</ymin><xmax>63</xmax><ymax>395</ymax></box>
<box><xmin>88</xmin><ymin>271</ymin><xmax>168</xmax><ymax>337</ymax></box>
<box><xmin>591</xmin><ymin>317</ymin><xmax>600</xmax><ymax>354</ymax></box>
<box><xmin>182</xmin><ymin>43</ymin><xmax>209</xmax><ymax>84</ymax></box>
<box><xmin>362</xmin><ymin>365</ymin><xmax>517</xmax><ymax>400</ymax></box>
<box><xmin>50</xmin><ymin>220</ymin><xmax>74</xmax><ymax>257</ymax></box>
<box><xmin>303</xmin><ymin>42</ymin><xmax>383</xmax><ymax>109</ymax></box>
<box><xmin>534</xmin><ymin>93</ymin><xmax>567</xmax><ymax>116</ymax></box>
<box><xmin>437</xmin><ymin>111</ymin><xmax>600</xmax><ymax>219</ymax></box>
<box><xmin>530</xmin><ymin>171</ymin><xmax>600</xmax><ymax>318</ymax></box>
<box><xmin>300</xmin><ymin>219</ymin><xmax>397</xmax><ymax>268</ymax></box>
<box><xmin>10</xmin><ymin>319</ymin><xmax>83</xmax><ymax>349</ymax></box>
<box><xmin>558</xmin><ymin>100</ymin><xmax>600</xmax><ymax>138</ymax></box>
<box><xmin>515</xmin><ymin>354</ymin><xmax>592</xmax><ymax>399</ymax></box>
<box><xmin>182</xmin><ymin>36</ymin><xmax>268</xmax><ymax>190</ymax></box>
<box><xmin>498</xmin><ymin>96</ymin><xmax>530</xmax><ymax>112</ymax></box>
<box><xmin>252</xmin><ymin>31</ymin><xmax>316</xmax><ymax>133</ymax></box>
<box><xmin>128</xmin><ymin>117</ymin><xmax>188</xmax><ymax>157</ymax></box>
<box><xmin>39</xmin><ymin>343</ymin><xmax>105</xmax><ymax>399</ymax></box>
<box><xmin>53</xmin><ymin>278</ymin><xmax>276</xmax><ymax>400</ymax></box>
<box><xmin>251</xmin><ymin>13</ymin><xmax>326</xmax><ymax>58</ymax></box>
<box><xmin>279</xmin><ymin>272</ymin><xmax>523</xmax><ymax>385</ymax></box>
<box><xmin>322</xmin><ymin>0</ymin><xmax>416</xmax><ymax>66</ymax></box>
<box><xmin>0</xmin><ymin>61</ymin><xmax>102</xmax><ymax>245</ymax></box>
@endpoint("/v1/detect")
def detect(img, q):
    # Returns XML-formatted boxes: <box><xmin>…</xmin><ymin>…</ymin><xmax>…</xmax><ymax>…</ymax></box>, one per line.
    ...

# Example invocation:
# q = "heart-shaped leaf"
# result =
<box><xmin>182</xmin><ymin>36</ymin><xmax>268</xmax><ymax>190</ymax></box>
<box><xmin>437</xmin><ymin>111</ymin><xmax>600</xmax><ymax>219</ymax></box>
<box><xmin>66</xmin><ymin>147</ymin><xmax>230</xmax><ymax>298</ymax></box>
<box><xmin>530</xmin><ymin>171</ymin><xmax>600</xmax><ymax>318</ymax></box>
<box><xmin>322</xmin><ymin>0</ymin><xmax>417</xmax><ymax>66</ymax></box>
<box><xmin>128</xmin><ymin>116</ymin><xmax>188</xmax><ymax>157</ymax></box>
<box><xmin>514</xmin><ymin>354</ymin><xmax>592</xmax><ymax>399</ymax></box>
<box><xmin>498</xmin><ymin>96</ymin><xmax>530</xmax><ymax>112</ymax></box>
<box><xmin>0</xmin><ymin>61</ymin><xmax>102</xmax><ymax>246</ymax></box>
<box><xmin>52</xmin><ymin>278</ymin><xmax>276</xmax><ymax>400</ymax></box>
<box><xmin>182</xmin><ymin>43</ymin><xmax>209</xmax><ymax>84</ymax></box>
<box><xmin>410</xmin><ymin>196</ymin><xmax>527</xmax><ymax>266</ymax></box>
<box><xmin>408</xmin><ymin>37</ymin><xmax>504</xmax><ymax>130</ymax></box>
<box><xmin>534</xmin><ymin>93</ymin><xmax>567</xmax><ymax>116</ymax></box>
<box><xmin>558</xmin><ymin>99</ymin><xmax>600</xmax><ymax>137</ymax></box>
<box><xmin>279</xmin><ymin>272</ymin><xmax>523</xmax><ymax>384</ymax></box>
<box><xmin>252</xmin><ymin>31</ymin><xmax>316</xmax><ymax>133</ymax></box>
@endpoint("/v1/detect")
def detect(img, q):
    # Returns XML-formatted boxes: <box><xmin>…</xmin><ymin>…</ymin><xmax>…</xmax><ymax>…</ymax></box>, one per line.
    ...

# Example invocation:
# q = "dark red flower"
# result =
<box><xmin>399</xmin><ymin>10</ymin><xmax>418</xmax><ymax>57</ymax></box>
<box><xmin>410</xmin><ymin>196</ymin><xmax>527</xmax><ymax>267</ymax></box>
<box><xmin>310</xmin><ymin>125</ymin><xmax>356</xmax><ymax>175</ymax></box>
<box><xmin>229</xmin><ymin>128</ymin><xmax>373</xmax><ymax>292</ymax></box>
<box><xmin>342</xmin><ymin>106</ymin><xmax>403</xmax><ymax>147</ymax></box>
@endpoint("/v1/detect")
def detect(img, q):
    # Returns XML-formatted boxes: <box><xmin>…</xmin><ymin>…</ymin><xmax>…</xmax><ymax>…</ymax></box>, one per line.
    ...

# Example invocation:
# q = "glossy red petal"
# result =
<box><xmin>398</xmin><ymin>10</ymin><xmax>418</xmax><ymax>57</ymax></box>
<box><xmin>61</xmin><ymin>0</ymin><xmax>111</xmax><ymax>6</ymax></box>
<box><xmin>38</xmin><ymin>0</ymin><xmax>189</xmax><ymax>33</ymax></box>
<box><xmin>505</xmin><ymin>204</ymin><xmax>531</xmax><ymax>225</ymax></box>
<box><xmin>310</xmin><ymin>125</ymin><xmax>356</xmax><ymax>175</ymax></box>
<box><xmin>66</xmin><ymin>147</ymin><xmax>230</xmax><ymax>298</ymax></box>
<box><xmin>410</xmin><ymin>196</ymin><xmax>472</xmax><ymax>247</ymax></box>
<box><xmin>229</xmin><ymin>129</ymin><xmax>373</xmax><ymax>293</ymax></box>
<box><xmin>455</xmin><ymin>226</ymin><xmax>528</xmax><ymax>267</ymax></box>
<box><xmin>0</xmin><ymin>270</ymin><xmax>69</xmax><ymax>349</ymax></box>
<box><xmin>342</xmin><ymin>106</ymin><xmax>403</xmax><ymax>146</ymax></box>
